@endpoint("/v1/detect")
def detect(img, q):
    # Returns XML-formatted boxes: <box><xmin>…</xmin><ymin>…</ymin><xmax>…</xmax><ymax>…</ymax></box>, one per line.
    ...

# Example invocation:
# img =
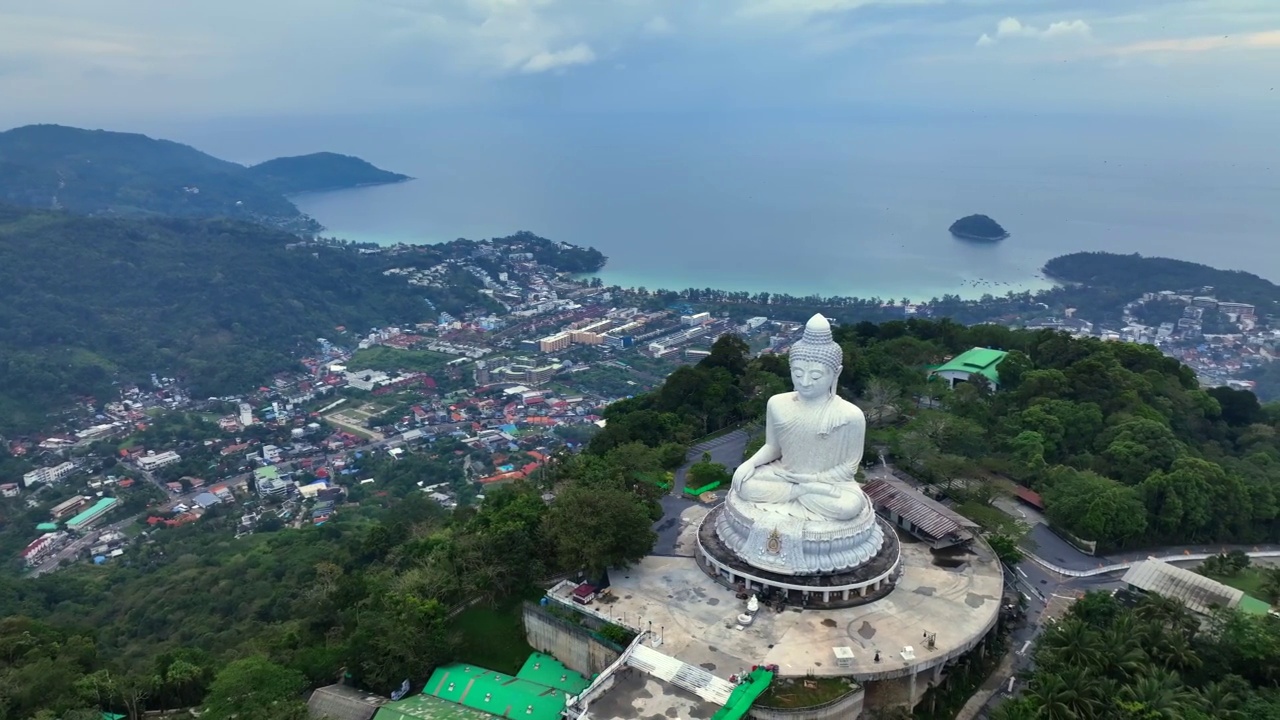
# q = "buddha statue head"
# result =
<box><xmin>789</xmin><ymin>314</ymin><xmax>842</xmax><ymax>401</ymax></box>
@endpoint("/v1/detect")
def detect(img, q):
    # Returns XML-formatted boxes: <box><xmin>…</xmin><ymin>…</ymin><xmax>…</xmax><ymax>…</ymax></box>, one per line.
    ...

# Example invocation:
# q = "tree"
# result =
<box><xmin>202</xmin><ymin>656</ymin><xmax>307</xmax><ymax>720</ymax></box>
<box><xmin>686</xmin><ymin>457</ymin><xmax>731</xmax><ymax>491</ymax></box>
<box><xmin>1042</xmin><ymin>468</ymin><xmax>1148</xmax><ymax>549</ymax></box>
<box><xmin>987</xmin><ymin>534</ymin><xmax>1023</xmax><ymax>566</ymax></box>
<box><xmin>544</xmin><ymin>484</ymin><xmax>656</xmax><ymax>576</ymax></box>
<box><xmin>862</xmin><ymin>377</ymin><xmax>902</xmax><ymax>426</ymax></box>
<box><xmin>76</xmin><ymin>670</ymin><xmax>151</xmax><ymax>720</ymax></box>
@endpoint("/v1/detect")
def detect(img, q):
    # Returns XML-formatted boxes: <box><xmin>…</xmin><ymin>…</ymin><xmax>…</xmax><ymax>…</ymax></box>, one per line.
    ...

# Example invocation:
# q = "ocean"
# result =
<box><xmin>154</xmin><ymin>111</ymin><xmax>1280</xmax><ymax>302</ymax></box>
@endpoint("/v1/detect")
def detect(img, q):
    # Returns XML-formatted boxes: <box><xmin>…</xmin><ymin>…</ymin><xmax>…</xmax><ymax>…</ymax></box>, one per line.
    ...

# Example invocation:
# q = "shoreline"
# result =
<box><xmin>287</xmin><ymin>176</ymin><xmax>415</xmax><ymax>200</ymax></box>
<box><xmin>950</xmin><ymin>230</ymin><xmax>1010</xmax><ymax>242</ymax></box>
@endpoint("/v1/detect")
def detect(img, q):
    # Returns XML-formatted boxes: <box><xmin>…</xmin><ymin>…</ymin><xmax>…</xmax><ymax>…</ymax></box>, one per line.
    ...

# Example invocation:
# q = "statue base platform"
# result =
<box><xmin>698</xmin><ymin>505</ymin><xmax>900</xmax><ymax>609</ymax></box>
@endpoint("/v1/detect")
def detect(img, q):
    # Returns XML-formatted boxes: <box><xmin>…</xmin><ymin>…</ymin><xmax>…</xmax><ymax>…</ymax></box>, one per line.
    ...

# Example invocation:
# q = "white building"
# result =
<box><xmin>21</xmin><ymin>532</ymin><xmax>64</xmax><ymax>567</ymax></box>
<box><xmin>345</xmin><ymin>369</ymin><xmax>391</xmax><ymax>392</ymax></box>
<box><xmin>262</xmin><ymin>445</ymin><xmax>283</xmax><ymax>463</ymax></box>
<box><xmin>238</xmin><ymin>402</ymin><xmax>254</xmax><ymax>426</ymax></box>
<box><xmin>136</xmin><ymin>450</ymin><xmax>181</xmax><ymax>471</ymax></box>
<box><xmin>22</xmin><ymin>461</ymin><xmax>77</xmax><ymax>488</ymax></box>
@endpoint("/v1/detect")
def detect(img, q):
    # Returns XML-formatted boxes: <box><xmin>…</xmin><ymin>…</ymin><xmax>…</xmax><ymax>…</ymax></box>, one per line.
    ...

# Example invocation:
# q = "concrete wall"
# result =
<box><xmin>749</xmin><ymin>686</ymin><xmax>865</xmax><ymax>720</ymax></box>
<box><xmin>523</xmin><ymin>602</ymin><xmax>623</xmax><ymax>678</ymax></box>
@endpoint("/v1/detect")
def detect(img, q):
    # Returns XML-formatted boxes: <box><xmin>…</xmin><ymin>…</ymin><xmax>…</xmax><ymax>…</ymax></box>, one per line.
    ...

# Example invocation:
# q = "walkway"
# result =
<box><xmin>627</xmin><ymin>644</ymin><xmax>736</xmax><ymax>706</ymax></box>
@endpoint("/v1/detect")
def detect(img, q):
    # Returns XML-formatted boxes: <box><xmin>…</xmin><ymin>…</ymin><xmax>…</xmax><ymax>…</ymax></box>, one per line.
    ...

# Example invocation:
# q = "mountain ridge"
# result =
<box><xmin>0</xmin><ymin>124</ymin><xmax>407</xmax><ymax>233</ymax></box>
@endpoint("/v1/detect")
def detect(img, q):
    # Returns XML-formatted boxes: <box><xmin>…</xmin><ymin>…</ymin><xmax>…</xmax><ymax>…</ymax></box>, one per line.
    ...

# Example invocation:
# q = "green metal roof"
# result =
<box><xmin>66</xmin><ymin>497</ymin><xmax>119</xmax><ymax>528</ymax></box>
<box><xmin>36</xmin><ymin>522</ymin><xmax>58</xmax><ymax>532</ymax></box>
<box><xmin>931</xmin><ymin>347</ymin><xmax>1009</xmax><ymax>385</ymax></box>
<box><xmin>1239</xmin><ymin>594</ymin><xmax>1273</xmax><ymax>616</ymax></box>
<box><xmin>373</xmin><ymin>693</ymin><xmax>495</xmax><ymax>720</ymax></box>
<box><xmin>425</xmin><ymin>663</ymin><xmax>571</xmax><ymax>720</ymax></box>
<box><xmin>514</xmin><ymin>652</ymin><xmax>590</xmax><ymax>695</ymax></box>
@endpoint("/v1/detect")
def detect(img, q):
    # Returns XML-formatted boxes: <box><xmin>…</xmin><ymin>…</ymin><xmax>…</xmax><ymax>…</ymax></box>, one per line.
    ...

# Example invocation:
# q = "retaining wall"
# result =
<box><xmin>522</xmin><ymin>602</ymin><xmax>622</xmax><ymax>678</ymax></box>
<box><xmin>749</xmin><ymin>686</ymin><xmax>865</xmax><ymax>720</ymax></box>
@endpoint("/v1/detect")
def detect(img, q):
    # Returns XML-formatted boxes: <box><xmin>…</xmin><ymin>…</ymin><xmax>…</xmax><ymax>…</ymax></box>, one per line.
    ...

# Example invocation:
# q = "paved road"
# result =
<box><xmin>673</xmin><ymin>430</ymin><xmax>750</xmax><ymax>494</ymax></box>
<box><xmin>652</xmin><ymin>430</ymin><xmax>750</xmax><ymax>556</ymax></box>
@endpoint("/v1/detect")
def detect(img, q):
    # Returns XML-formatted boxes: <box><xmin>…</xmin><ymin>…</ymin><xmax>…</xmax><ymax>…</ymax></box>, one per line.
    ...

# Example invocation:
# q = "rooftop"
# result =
<box><xmin>373</xmin><ymin>693</ymin><xmax>495</xmax><ymax>720</ymax></box>
<box><xmin>931</xmin><ymin>347</ymin><xmax>1009</xmax><ymax>385</ymax></box>
<box><xmin>1121</xmin><ymin>559</ymin><xmax>1243</xmax><ymax>615</ymax></box>
<box><xmin>515</xmin><ymin>653</ymin><xmax>591</xmax><ymax>695</ymax></box>
<box><xmin>425</xmin><ymin>663</ymin><xmax>576</xmax><ymax>720</ymax></box>
<box><xmin>65</xmin><ymin>497</ymin><xmax>119</xmax><ymax>527</ymax></box>
<box><xmin>863</xmin><ymin>478</ymin><xmax>977</xmax><ymax>547</ymax></box>
<box><xmin>308</xmin><ymin>683</ymin><xmax>388</xmax><ymax>720</ymax></box>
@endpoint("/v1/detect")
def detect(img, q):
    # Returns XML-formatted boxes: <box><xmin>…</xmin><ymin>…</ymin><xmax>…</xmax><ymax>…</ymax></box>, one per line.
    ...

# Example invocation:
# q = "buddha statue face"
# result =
<box><xmin>791</xmin><ymin>359</ymin><xmax>839</xmax><ymax>401</ymax></box>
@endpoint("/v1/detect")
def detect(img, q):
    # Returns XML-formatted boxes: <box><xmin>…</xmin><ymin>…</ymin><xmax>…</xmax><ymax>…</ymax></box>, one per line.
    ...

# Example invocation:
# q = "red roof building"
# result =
<box><xmin>1012</xmin><ymin>485</ymin><xmax>1045</xmax><ymax>510</ymax></box>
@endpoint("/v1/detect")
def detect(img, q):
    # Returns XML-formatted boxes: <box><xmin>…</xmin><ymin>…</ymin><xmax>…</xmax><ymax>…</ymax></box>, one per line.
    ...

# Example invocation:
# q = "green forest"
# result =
<box><xmin>246</xmin><ymin>153</ymin><xmax>409</xmax><ymax>195</ymax></box>
<box><xmin>0</xmin><ymin>125</ymin><xmax>310</xmax><ymax>230</ymax></box>
<box><xmin>0</xmin><ymin>433</ymin><xmax>674</xmax><ymax>718</ymax></box>
<box><xmin>2</xmin><ymin>328</ymin><xmax>1279</xmax><ymax>717</ymax></box>
<box><xmin>1043</xmin><ymin>251</ymin><xmax>1280</xmax><ymax>320</ymax></box>
<box><xmin>0</xmin><ymin>205</ymin><xmax>488</xmax><ymax>434</ymax></box>
<box><xmin>992</xmin><ymin>591</ymin><xmax>1280</xmax><ymax>719</ymax></box>
<box><xmin>598</xmin><ymin>323</ymin><xmax>1280</xmax><ymax>551</ymax></box>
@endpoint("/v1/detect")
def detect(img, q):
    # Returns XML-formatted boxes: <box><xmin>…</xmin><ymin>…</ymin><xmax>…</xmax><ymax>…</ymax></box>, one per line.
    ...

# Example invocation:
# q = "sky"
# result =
<box><xmin>0</xmin><ymin>0</ymin><xmax>1278</xmax><ymax>127</ymax></box>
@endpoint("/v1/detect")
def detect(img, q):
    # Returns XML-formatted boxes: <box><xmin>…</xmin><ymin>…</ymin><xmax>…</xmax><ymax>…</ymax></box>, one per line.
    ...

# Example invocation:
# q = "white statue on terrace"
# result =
<box><xmin>730</xmin><ymin>313</ymin><xmax>868</xmax><ymax>521</ymax></box>
<box><xmin>716</xmin><ymin>313</ymin><xmax>883</xmax><ymax>576</ymax></box>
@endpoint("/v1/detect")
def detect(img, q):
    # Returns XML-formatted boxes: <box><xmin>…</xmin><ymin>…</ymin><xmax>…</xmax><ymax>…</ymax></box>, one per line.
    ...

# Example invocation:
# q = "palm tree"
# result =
<box><xmin>1025</xmin><ymin>674</ymin><xmax>1081</xmax><ymax>720</ymax></box>
<box><xmin>1153</xmin><ymin>635</ymin><xmax>1202</xmax><ymax>673</ymax></box>
<box><xmin>1135</xmin><ymin>594</ymin><xmax>1198</xmax><ymax>639</ymax></box>
<box><xmin>1196</xmin><ymin>680</ymin><xmax>1244</xmax><ymax>720</ymax></box>
<box><xmin>1040</xmin><ymin>617</ymin><xmax>1105</xmax><ymax>669</ymax></box>
<box><xmin>1102</xmin><ymin>615</ymin><xmax>1150</xmax><ymax>681</ymax></box>
<box><xmin>1055</xmin><ymin>666</ymin><xmax>1103</xmax><ymax>718</ymax></box>
<box><xmin>989</xmin><ymin>698</ymin><xmax>1039</xmax><ymax>720</ymax></box>
<box><xmin>1120</xmin><ymin>669</ymin><xmax>1198</xmax><ymax>719</ymax></box>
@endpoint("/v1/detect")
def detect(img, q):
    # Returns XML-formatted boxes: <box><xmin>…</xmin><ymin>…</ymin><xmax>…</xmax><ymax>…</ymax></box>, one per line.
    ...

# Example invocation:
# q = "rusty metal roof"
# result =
<box><xmin>863</xmin><ymin>478</ymin><xmax>975</xmax><ymax>543</ymax></box>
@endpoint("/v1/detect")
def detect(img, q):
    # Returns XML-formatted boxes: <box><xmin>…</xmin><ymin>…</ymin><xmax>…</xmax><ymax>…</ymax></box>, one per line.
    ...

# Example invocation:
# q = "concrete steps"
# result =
<box><xmin>627</xmin><ymin>644</ymin><xmax>735</xmax><ymax>706</ymax></box>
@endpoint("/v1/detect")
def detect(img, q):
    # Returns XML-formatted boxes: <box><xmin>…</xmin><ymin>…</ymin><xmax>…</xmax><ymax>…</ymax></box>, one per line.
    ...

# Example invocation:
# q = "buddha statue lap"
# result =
<box><xmin>714</xmin><ymin>313</ymin><xmax>884</xmax><ymax>576</ymax></box>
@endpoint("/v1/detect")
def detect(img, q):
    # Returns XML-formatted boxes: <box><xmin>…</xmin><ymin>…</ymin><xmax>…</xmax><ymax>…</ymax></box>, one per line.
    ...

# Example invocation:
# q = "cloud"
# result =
<box><xmin>979</xmin><ymin>16</ymin><xmax>1092</xmax><ymax>45</ymax></box>
<box><xmin>1105</xmin><ymin>29</ymin><xmax>1280</xmax><ymax>56</ymax></box>
<box><xmin>739</xmin><ymin>0</ymin><xmax>942</xmax><ymax>18</ymax></box>
<box><xmin>644</xmin><ymin>15</ymin><xmax>673</xmax><ymax>36</ymax></box>
<box><xmin>519</xmin><ymin>43</ymin><xmax>596</xmax><ymax>73</ymax></box>
<box><xmin>1</xmin><ymin>0</ymin><xmax>1278</xmax><ymax>124</ymax></box>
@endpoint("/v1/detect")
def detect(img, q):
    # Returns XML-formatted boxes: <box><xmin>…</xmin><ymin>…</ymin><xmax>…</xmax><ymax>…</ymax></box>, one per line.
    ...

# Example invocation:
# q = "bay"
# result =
<box><xmin>162</xmin><ymin>112</ymin><xmax>1280</xmax><ymax>302</ymax></box>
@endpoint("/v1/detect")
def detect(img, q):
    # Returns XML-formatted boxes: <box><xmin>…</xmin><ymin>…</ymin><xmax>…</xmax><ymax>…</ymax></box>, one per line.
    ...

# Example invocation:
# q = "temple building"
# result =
<box><xmin>928</xmin><ymin>347</ymin><xmax>1009</xmax><ymax>390</ymax></box>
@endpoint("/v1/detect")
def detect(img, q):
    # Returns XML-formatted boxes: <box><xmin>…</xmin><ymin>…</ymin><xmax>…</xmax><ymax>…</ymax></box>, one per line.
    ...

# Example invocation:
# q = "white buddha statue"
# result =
<box><xmin>716</xmin><ymin>313</ymin><xmax>884</xmax><ymax>576</ymax></box>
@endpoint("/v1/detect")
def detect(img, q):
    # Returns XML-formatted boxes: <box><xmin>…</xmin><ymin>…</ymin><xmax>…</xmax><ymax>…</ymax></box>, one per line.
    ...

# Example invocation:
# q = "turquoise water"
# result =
<box><xmin>162</xmin><ymin>113</ymin><xmax>1280</xmax><ymax>302</ymax></box>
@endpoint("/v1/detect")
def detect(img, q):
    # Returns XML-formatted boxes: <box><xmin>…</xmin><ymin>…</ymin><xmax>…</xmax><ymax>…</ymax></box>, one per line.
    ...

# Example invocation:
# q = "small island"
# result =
<box><xmin>949</xmin><ymin>214</ymin><xmax>1009</xmax><ymax>242</ymax></box>
<box><xmin>247</xmin><ymin>152</ymin><xmax>412</xmax><ymax>195</ymax></box>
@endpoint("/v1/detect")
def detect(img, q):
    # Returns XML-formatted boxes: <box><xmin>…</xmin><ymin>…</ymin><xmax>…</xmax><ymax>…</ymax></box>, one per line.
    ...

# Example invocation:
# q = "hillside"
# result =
<box><xmin>247</xmin><ymin>152</ymin><xmax>410</xmax><ymax>194</ymax></box>
<box><xmin>0</xmin><ymin>124</ymin><xmax>314</xmax><ymax>231</ymax></box>
<box><xmin>0</xmin><ymin>125</ymin><xmax>410</xmax><ymax>234</ymax></box>
<box><xmin>0</xmin><ymin>205</ymin><xmax>483</xmax><ymax>433</ymax></box>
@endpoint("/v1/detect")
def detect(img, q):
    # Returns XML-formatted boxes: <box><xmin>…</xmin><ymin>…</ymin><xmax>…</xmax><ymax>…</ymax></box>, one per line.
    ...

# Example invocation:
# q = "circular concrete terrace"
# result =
<box><xmin>599</xmin><ymin>505</ymin><xmax>1003</xmax><ymax>683</ymax></box>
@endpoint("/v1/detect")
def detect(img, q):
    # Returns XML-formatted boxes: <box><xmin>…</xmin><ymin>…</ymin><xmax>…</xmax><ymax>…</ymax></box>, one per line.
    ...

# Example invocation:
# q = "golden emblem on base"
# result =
<box><xmin>766</xmin><ymin>528</ymin><xmax>782</xmax><ymax>555</ymax></box>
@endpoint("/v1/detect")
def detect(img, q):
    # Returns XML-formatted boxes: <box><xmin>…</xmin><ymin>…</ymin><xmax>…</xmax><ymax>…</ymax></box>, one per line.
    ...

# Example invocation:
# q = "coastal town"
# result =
<box><xmin>4</xmin><ymin>234</ymin><xmax>1278</xmax><ymax>581</ymax></box>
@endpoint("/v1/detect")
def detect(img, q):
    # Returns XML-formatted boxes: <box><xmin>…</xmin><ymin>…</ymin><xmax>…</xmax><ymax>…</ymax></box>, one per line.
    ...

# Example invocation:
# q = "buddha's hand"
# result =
<box><xmin>731</xmin><ymin>463</ymin><xmax>755</xmax><ymax>491</ymax></box>
<box><xmin>776</xmin><ymin>471</ymin><xmax>812</xmax><ymax>485</ymax></box>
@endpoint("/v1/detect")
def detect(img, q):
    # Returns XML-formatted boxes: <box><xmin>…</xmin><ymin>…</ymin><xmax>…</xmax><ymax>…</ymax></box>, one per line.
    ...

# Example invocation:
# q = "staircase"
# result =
<box><xmin>627</xmin><ymin>644</ymin><xmax>736</xmax><ymax>706</ymax></box>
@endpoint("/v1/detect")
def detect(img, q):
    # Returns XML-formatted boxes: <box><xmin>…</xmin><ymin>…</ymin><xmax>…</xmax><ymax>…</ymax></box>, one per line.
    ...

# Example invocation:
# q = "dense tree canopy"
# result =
<box><xmin>994</xmin><ymin>592</ymin><xmax>1280</xmax><ymax>720</ymax></box>
<box><xmin>0</xmin><ymin>421</ymin><xmax>669</xmax><ymax>716</ymax></box>
<box><xmin>603</xmin><ymin>318</ymin><xmax>1280</xmax><ymax>551</ymax></box>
